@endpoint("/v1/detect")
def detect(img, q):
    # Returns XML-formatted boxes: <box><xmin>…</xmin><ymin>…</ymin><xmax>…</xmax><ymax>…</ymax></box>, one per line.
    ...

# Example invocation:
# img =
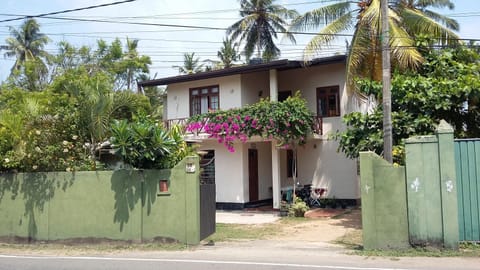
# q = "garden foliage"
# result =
<box><xmin>336</xmin><ymin>46</ymin><xmax>480</xmax><ymax>163</ymax></box>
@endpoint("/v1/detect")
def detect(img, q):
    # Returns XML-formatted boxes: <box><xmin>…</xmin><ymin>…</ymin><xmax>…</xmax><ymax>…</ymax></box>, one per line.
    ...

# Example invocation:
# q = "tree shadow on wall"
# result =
<box><xmin>110</xmin><ymin>170</ymin><xmax>142</xmax><ymax>232</ymax></box>
<box><xmin>142</xmin><ymin>170</ymin><xmax>162</xmax><ymax>216</ymax></box>
<box><xmin>0</xmin><ymin>174</ymin><xmax>20</xmax><ymax>203</ymax></box>
<box><xmin>0</xmin><ymin>172</ymin><xmax>76</xmax><ymax>241</ymax></box>
<box><xmin>22</xmin><ymin>172</ymin><xmax>76</xmax><ymax>241</ymax></box>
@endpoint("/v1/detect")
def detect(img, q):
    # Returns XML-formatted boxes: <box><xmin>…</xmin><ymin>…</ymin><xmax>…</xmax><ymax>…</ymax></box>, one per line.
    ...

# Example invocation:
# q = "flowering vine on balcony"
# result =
<box><xmin>186</xmin><ymin>92</ymin><xmax>314</xmax><ymax>152</ymax></box>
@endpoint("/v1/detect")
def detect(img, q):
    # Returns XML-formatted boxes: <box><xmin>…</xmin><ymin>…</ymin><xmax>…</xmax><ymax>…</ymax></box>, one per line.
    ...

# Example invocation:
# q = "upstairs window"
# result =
<box><xmin>317</xmin><ymin>85</ymin><xmax>340</xmax><ymax>117</ymax></box>
<box><xmin>190</xmin><ymin>85</ymin><xmax>219</xmax><ymax>116</ymax></box>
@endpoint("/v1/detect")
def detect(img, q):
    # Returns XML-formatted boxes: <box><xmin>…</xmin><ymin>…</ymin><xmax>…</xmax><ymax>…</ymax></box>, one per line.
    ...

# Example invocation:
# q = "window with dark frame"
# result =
<box><xmin>316</xmin><ymin>85</ymin><xmax>340</xmax><ymax>117</ymax></box>
<box><xmin>190</xmin><ymin>85</ymin><xmax>219</xmax><ymax>116</ymax></box>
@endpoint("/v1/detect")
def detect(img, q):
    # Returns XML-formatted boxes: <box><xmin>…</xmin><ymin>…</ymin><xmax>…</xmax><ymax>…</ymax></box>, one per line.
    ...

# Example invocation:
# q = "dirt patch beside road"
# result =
<box><xmin>269</xmin><ymin>208</ymin><xmax>362</xmax><ymax>243</ymax></box>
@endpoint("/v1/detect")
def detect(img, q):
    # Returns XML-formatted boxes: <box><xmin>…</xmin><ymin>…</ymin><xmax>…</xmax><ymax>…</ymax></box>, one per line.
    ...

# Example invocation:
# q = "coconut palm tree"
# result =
<box><xmin>217</xmin><ymin>37</ymin><xmax>241</xmax><ymax>68</ymax></box>
<box><xmin>174</xmin><ymin>52</ymin><xmax>204</xmax><ymax>74</ymax></box>
<box><xmin>121</xmin><ymin>38</ymin><xmax>151</xmax><ymax>91</ymax></box>
<box><xmin>0</xmin><ymin>18</ymin><xmax>50</xmax><ymax>74</ymax></box>
<box><xmin>227</xmin><ymin>0</ymin><xmax>298</xmax><ymax>62</ymax></box>
<box><xmin>290</xmin><ymin>0</ymin><xmax>459</xmax><ymax>85</ymax></box>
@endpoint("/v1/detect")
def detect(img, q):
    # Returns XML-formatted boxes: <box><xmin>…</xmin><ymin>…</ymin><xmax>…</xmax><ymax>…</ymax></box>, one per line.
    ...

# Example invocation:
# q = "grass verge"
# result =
<box><xmin>0</xmin><ymin>241</ymin><xmax>188</xmax><ymax>255</ymax></box>
<box><xmin>334</xmin><ymin>230</ymin><xmax>480</xmax><ymax>257</ymax></box>
<box><xmin>207</xmin><ymin>222</ymin><xmax>278</xmax><ymax>242</ymax></box>
<box><xmin>206</xmin><ymin>217</ymin><xmax>308</xmax><ymax>242</ymax></box>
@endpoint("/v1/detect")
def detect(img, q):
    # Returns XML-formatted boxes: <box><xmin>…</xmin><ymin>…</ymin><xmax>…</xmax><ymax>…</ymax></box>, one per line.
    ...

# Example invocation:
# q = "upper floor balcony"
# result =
<box><xmin>163</xmin><ymin>115</ymin><xmax>323</xmax><ymax>141</ymax></box>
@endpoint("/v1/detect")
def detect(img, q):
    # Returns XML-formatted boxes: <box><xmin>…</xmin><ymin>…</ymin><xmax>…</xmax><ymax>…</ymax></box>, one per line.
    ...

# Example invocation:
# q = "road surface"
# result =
<box><xmin>0</xmin><ymin>240</ymin><xmax>478</xmax><ymax>270</ymax></box>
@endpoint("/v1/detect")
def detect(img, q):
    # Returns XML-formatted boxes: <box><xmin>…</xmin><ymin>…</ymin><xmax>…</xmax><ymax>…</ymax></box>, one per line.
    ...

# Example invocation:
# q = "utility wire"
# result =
<box><xmin>18</xmin><ymin>15</ymin><xmax>355</xmax><ymax>37</ymax></box>
<box><xmin>0</xmin><ymin>0</ymin><xmax>335</xmax><ymax>20</ymax></box>
<box><xmin>0</xmin><ymin>0</ymin><xmax>136</xmax><ymax>23</ymax></box>
<box><xmin>4</xmin><ymin>15</ymin><xmax>477</xmax><ymax>43</ymax></box>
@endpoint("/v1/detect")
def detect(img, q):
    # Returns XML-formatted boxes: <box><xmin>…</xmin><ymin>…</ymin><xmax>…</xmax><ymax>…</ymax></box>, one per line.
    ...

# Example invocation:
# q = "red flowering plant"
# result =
<box><xmin>186</xmin><ymin>92</ymin><xmax>314</xmax><ymax>152</ymax></box>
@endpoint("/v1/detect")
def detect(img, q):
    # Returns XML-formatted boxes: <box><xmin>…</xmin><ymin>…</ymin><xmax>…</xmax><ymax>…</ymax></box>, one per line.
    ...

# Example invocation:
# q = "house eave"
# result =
<box><xmin>138</xmin><ymin>55</ymin><xmax>346</xmax><ymax>87</ymax></box>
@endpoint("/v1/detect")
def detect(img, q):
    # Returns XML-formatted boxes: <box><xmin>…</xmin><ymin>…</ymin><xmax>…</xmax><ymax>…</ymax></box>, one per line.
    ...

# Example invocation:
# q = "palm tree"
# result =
<box><xmin>227</xmin><ymin>0</ymin><xmax>298</xmax><ymax>61</ymax></box>
<box><xmin>0</xmin><ymin>18</ymin><xmax>50</xmax><ymax>74</ymax></box>
<box><xmin>80</xmin><ymin>82</ymin><xmax>139</xmax><ymax>169</ymax></box>
<box><xmin>174</xmin><ymin>53</ymin><xmax>204</xmax><ymax>74</ymax></box>
<box><xmin>290</xmin><ymin>0</ymin><xmax>459</xmax><ymax>86</ymax></box>
<box><xmin>217</xmin><ymin>37</ymin><xmax>241</xmax><ymax>68</ymax></box>
<box><xmin>122</xmin><ymin>38</ymin><xmax>151</xmax><ymax>91</ymax></box>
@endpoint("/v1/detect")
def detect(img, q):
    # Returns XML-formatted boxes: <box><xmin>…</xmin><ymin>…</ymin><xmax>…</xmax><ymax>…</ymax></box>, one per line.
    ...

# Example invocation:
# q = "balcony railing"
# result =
<box><xmin>163</xmin><ymin>115</ymin><xmax>323</xmax><ymax>137</ymax></box>
<box><xmin>163</xmin><ymin>117</ymin><xmax>189</xmax><ymax>130</ymax></box>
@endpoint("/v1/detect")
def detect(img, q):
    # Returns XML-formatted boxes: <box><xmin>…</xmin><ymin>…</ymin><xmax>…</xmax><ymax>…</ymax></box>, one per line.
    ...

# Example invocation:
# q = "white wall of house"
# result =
<box><xmin>274</xmin><ymin>63</ymin><xmax>359</xmax><ymax>199</ymax></box>
<box><xmin>240</xmin><ymin>71</ymin><xmax>269</xmax><ymax>105</ymax></box>
<box><xmin>199</xmin><ymin>141</ymin><xmax>246</xmax><ymax>203</ymax></box>
<box><xmin>296</xmin><ymin>139</ymin><xmax>359</xmax><ymax>199</ymax></box>
<box><xmin>165</xmin><ymin>75</ymin><xmax>241</xmax><ymax>119</ymax></box>
<box><xmin>278</xmin><ymin>63</ymin><xmax>348</xmax><ymax>107</ymax></box>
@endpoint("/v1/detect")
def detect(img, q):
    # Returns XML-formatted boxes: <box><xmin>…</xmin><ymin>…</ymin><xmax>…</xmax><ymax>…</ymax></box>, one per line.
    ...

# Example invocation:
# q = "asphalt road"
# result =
<box><xmin>0</xmin><ymin>254</ymin><xmax>445</xmax><ymax>270</ymax></box>
<box><xmin>0</xmin><ymin>240</ymin><xmax>479</xmax><ymax>270</ymax></box>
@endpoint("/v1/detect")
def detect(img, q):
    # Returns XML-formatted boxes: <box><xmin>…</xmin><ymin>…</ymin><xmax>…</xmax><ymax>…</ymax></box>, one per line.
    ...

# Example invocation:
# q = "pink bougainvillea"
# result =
<box><xmin>186</xmin><ymin>93</ymin><xmax>314</xmax><ymax>153</ymax></box>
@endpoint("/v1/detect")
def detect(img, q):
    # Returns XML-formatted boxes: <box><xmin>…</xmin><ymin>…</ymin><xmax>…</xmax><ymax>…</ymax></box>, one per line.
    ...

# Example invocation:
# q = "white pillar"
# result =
<box><xmin>271</xmin><ymin>141</ymin><xmax>281</xmax><ymax>209</ymax></box>
<box><xmin>269</xmin><ymin>69</ymin><xmax>278</xmax><ymax>102</ymax></box>
<box><xmin>269</xmin><ymin>69</ymin><xmax>280</xmax><ymax>209</ymax></box>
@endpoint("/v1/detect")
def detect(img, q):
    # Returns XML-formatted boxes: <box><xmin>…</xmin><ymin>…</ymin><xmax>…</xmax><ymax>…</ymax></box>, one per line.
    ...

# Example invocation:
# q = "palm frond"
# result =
<box><xmin>389</xmin><ymin>19</ymin><xmax>424</xmax><ymax>70</ymax></box>
<box><xmin>361</xmin><ymin>0</ymin><xmax>381</xmax><ymax>29</ymax></box>
<box><xmin>401</xmin><ymin>8</ymin><xmax>460</xmax><ymax>45</ymax></box>
<box><xmin>0</xmin><ymin>111</ymin><xmax>24</xmax><ymax>140</ymax></box>
<box><xmin>346</xmin><ymin>24</ymin><xmax>375</xmax><ymax>92</ymax></box>
<box><xmin>21</xmin><ymin>97</ymin><xmax>41</xmax><ymax>117</ymax></box>
<box><xmin>415</xmin><ymin>0</ymin><xmax>454</xmax><ymax>9</ymax></box>
<box><xmin>303</xmin><ymin>12</ymin><xmax>354</xmax><ymax>60</ymax></box>
<box><xmin>422</xmin><ymin>9</ymin><xmax>459</xmax><ymax>31</ymax></box>
<box><xmin>289</xmin><ymin>1</ymin><xmax>352</xmax><ymax>32</ymax></box>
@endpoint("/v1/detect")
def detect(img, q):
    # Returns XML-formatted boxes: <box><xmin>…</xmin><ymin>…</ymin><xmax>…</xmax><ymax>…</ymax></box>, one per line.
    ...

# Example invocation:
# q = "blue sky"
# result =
<box><xmin>0</xmin><ymin>0</ymin><xmax>478</xmax><ymax>82</ymax></box>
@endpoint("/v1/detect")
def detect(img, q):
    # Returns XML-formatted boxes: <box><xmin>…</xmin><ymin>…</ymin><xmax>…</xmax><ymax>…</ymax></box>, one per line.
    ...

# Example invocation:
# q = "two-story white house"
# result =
<box><xmin>138</xmin><ymin>55</ymin><xmax>364</xmax><ymax>209</ymax></box>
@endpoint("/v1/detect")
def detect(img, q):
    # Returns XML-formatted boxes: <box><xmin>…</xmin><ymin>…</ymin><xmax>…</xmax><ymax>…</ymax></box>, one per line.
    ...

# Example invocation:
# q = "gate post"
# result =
<box><xmin>405</xmin><ymin>120</ymin><xmax>459</xmax><ymax>249</ymax></box>
<box><xmin>436</xmin><ymin>120</ymin><xmax>459</xmax><ymax>249</ymax></box>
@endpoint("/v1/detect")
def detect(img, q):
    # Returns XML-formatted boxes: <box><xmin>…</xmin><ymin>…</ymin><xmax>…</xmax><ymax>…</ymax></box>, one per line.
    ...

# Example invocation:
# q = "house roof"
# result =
<box><xmin>137</xmin><ymin>54</ymin><xmax>346</xmax><ymax>87</ymax></box>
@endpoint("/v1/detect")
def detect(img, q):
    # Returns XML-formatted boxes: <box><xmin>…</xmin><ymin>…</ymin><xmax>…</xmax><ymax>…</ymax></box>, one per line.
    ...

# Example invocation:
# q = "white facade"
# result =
<box><xmin>162</xmin><ymin>58</ymin><xmax>361</xmax><ymax>208</ymax></box>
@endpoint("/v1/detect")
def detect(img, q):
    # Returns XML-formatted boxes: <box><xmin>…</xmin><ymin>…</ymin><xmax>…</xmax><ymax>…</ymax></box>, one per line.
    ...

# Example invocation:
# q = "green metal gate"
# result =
<box><xmin>455</xmin><ymin>139</ymin><xmax>480</xmax><ymax>242</ymax></box>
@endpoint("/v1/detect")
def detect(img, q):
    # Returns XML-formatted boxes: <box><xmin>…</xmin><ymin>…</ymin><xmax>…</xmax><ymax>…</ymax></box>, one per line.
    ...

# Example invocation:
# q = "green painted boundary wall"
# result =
<box><xmin>405</xmin><ymin>120</ymin><xmax>459</xmax><ymax>249</ymax></box>
<box><xmin>359</xmin><ymin>152</ymin><xmax>410</xmax><ymax>250</ymax></box>
<box><xmin>360</xmin><ymin>120</ymin><xmax>462</xmax><ymax>250</ymax></box>
<box><xmin>0</xmin><ymin>156</ymin><xmax>203</xmax><ymax>245</ymax></box>
<box><xmin>455</xmin><ymin>139</ymin><xmax>480</xmax><ymax>242</ymax></box>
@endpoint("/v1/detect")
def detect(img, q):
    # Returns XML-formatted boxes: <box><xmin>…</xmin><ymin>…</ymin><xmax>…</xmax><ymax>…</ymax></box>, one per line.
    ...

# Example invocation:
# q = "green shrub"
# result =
<box><xmin>288</xmin><ymin>197</ymin><xmax>309</xmax><ymax>217</ymax></box>
<box><xmin>110</xmin><ymin>117</ymin><xmax>190</xmax><ymax>169</ymax></box>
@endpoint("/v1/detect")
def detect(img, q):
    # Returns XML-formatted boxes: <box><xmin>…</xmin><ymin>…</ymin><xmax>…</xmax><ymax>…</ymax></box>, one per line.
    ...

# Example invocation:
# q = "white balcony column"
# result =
<box><xmin>269</xmin><ymin>69</ymin><xmax>278</xmax><ymax>102</ymax></box>
<box><xmin>271</xmin><ymin>141</ymin><xmax>281</xmax><ymax>209</ymax></box>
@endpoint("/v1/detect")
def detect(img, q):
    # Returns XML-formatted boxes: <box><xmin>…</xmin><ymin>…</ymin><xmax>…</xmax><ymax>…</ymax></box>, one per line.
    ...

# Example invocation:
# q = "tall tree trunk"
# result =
<box><xmin>381</xmin><ymin>0</ymin><xmax>393</xmax><ymax>163</ymax></box>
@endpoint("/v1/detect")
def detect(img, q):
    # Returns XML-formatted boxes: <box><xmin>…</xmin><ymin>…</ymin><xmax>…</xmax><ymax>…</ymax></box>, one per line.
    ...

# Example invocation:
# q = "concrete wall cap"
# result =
<box><xmin>436</xmin><ymin>119</ymin><xmax>454</xmax><ymax>134</ymax></box>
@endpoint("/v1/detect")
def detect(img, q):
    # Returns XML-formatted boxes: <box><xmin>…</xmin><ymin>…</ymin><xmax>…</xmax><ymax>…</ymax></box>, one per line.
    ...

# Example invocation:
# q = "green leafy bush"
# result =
<box><xmin>288</xmin><ymin>197</ymin><xmax>309</xmax><ymax>217</ymax></box>
<box><xmin>110</xmin><ymin>117</ymin><xmax>190</xmax><ymax>169</ymax></box>
<box><xmin>336</xmin><ymin>46</ymin><xmax>480</xmax><ymax>164</ymax></box>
